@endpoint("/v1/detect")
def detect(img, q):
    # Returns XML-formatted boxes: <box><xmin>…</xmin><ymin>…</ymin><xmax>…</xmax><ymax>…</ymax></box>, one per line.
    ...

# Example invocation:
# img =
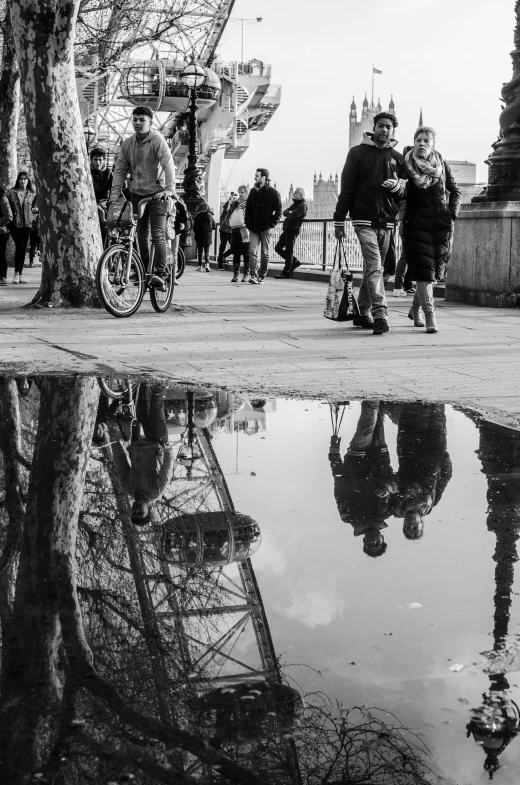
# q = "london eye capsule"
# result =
<box><xmin>119</xmin><ymin>59</ymin><xmax>221</xmax><ymax>114</ymax></box>
<box><xmin>195</xmin><ymin>681</ymin><xmax>304</xmax><ymax>741</ymax></box>
<box><xmin>161</xmin><ymin>510</ymin><xmax>261</xmax><ymax>565</ymax></box>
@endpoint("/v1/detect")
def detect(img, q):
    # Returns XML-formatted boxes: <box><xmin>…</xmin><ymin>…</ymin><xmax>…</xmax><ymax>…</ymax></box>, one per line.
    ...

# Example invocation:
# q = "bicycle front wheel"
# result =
<box><xmin>176</xmin><ymin>247</ymin><xmax>186</xmax><ymax>280</ymax></box>
<box><xmin>96</xmin><ymin>244</ymin><xmax>145</xmax><ymax>318</ymax></box>
<box><xmin>150</xmin><ymin>265</ymin><xmax>175</xmax><ymax>313</ymax></box>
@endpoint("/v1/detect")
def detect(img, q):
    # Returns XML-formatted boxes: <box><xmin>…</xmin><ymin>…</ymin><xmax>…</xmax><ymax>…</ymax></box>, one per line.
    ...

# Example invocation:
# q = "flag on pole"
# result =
<box><xmin>373</xmin><ymin>67</ymin><xmax>383</xmax><ymax>74</ymax></box>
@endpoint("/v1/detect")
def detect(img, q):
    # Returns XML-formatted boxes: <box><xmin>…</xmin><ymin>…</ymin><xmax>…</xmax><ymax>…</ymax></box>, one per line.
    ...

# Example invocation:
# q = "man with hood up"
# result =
<box><xmin>333</xmin><ymin>113</ymin><xmax>403</xmax><ymax>336</ymax></box>
<box><xmin>274</xmin><ymin>186</ymin><xmax>308</xmax><ymax>279</ymax></box>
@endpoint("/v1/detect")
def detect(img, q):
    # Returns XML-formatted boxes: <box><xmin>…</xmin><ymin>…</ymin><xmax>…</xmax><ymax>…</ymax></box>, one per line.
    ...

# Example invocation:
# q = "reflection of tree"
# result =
<box><xmin>0</xmin><ymin>379</ymin><xmax>435</xmax><ymax>784</ymax></box>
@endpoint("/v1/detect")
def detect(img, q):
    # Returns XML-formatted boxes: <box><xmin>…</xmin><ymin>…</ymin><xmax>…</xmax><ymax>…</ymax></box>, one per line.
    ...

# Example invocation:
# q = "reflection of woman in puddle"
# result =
<box><xmin>391</xmin><ymin>403</ymin><xmax>452</xmax><ymax>539</ymax></box>
<box><xmin>329</xmin><ymin>400</ymin><xmax>394</xmax><ymax>557</ymax></box>
<box><xmin>112</xmin><ymin>384</ymin><xmax>173</xmax><ymax>524</ymax></box>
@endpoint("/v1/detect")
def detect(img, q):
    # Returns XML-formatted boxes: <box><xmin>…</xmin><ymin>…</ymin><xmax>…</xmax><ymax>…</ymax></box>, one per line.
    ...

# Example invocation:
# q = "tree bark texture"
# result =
<box><xmin>0</xmin><ymin>376</ymin><xmax>99</xmax><ymax>783</ymax></box>
<box><xmin>0</xmin><ymin>4</ymin><xmax>20</xmax><ymax>189</ymax></box>
<box><xmin>9</xmin><ymin>0</ymin><xmax>103</xmax><ymax>307</ymax></box>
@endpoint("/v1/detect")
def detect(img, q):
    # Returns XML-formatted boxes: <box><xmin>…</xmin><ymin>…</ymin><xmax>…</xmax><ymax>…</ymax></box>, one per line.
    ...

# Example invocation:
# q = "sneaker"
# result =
<box><xmin>18</xmin><ymin>276</ymin><xmax>28</xmax><ymax>284</ymax></box>
<box><xmin>150</xmin><ymin>274</ymin><xmax>166</xmax><ymax>291</ymax></box>
<box><xmin>404</xmin><ymin>286</ymin><xmax>416</xmax><ymax>295</ymax></box>
<box><xmin>12</xmin><ymin>273</ymin><xmax>19</xmax><ymax>284</ymax></box>
<box><xmin>257</xmin><ymin>274</ymin><xmax>265</xmax><ymax>284</ymax></box>
<box><xmin>352</xmin><ymin>314</ymin><xmax>374</xmax><ymax>329</ymax></box>
<box><xmin>373</xmin><ymin>318</ymin><xmax>390</xmax><ymax>335</ymax></box>
<box><xmin>249</xmin><ymin>275</ymin><xmax>259</xmax><ymax>284</ymax></box>
<box><xmin>0</xmin><ymin>277</ymin><xmax>7</xmax><ymax>286</ymax></box>
<box><xmin>392</xmin><ymin>288</ymin><xmax>408</xmax><ymax>297</ymax></box>
<box><xmin>241</xmin><ymin>274</ymin><xmax>250</xmax><ymax>283</ymax></box>
<box><xmin>383</xmin><ymin>273</ymin><xmax>395</xmax><ymax>283</ymax></box>
<box><xmin>231</xmin><ymin>274</ymin><xmax>239</xmax><ymax>282</ymax></box>
<box><xmin>205</xmin><ymin>265</ymin><xmax>211</xmax><ymax>272</ymax></box>
<box><xmin>196</xmin><ymin>266</ymin><xmax>203</xmax><ymax>272</ymax></box>
<box><xmin>274</xmin><ymin>270</ymin><xmax>291</xmax><ymax>279</ymax></box>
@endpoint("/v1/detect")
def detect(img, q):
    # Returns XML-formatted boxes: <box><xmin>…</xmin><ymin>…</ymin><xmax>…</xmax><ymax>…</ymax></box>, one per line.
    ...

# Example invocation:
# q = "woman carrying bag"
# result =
<box><xmin>228</xmin><ymin>185</ymin><xmax>250</xmax><ymax>283</ymax></box>
<box><xmin>8</xmin><ymin>171</ymin><xmax>38</xmax><ymax>284</ymax></box>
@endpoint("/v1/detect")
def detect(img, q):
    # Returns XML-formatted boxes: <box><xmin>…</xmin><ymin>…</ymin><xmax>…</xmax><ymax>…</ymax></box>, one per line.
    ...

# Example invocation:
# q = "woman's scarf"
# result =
<box><xmin>404</xmin><ymin>148</ymin><xmax>444</xmax><ymax>190</ymax></box>
<box><xmin>236</xmin><ymin>192</ymin><xmax>248</xmax><ymax>211</ymax></box>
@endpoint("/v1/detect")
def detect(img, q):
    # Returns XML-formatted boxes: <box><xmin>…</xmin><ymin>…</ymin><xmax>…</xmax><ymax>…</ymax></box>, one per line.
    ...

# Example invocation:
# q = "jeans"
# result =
<box><xmin>131</xmin><ymin>194</ymin><xmax>168</xmax><ymax>277</ymax></box>
<box><xmin>354</xmin><ymin>226</ymin><xmax>390</xmax><ymax>321</ymax></box>
<box><xmin>348</xmin><ymin>401</ymin><xmax>388</xmax><ymax>456</ymax></box>
<box><xmin>9</xmin><ymin>225</ymin><xmax>31</xmax><ymax>274</ymax></box>
<box><xmin>231</xmin><ymin>231</ymin><xmax>249</xmax><ymax>274</ymax></box>
<box><xmin>412</xmin><ymin>281</ymin><xmax>435</xmax><ymax>314</ymax></box>
<box><xmin>197</xmin><ymin>244</ymin><xmax>210</xmax><ymax>266</ymax></box>
<box><xmin>275</xmin><ymin>230</ymin><xmax>299</xmax><ymax>271</ymax></box>
<box><xmin>249</xmin><ymin>229</ymin><xmax>272</xmax><ymax>277</ymax></box>
<box><xmin>0</xmin><ymin>234</ymin><xmax>8</xmax><ymax>278</ymax></box>
<box><xmin>394</xmin><ymin>250</ymin><xmax>414</xmax><ymax>291</ymax></box>
<box><xmin>136</xmin><ymin>384</ymin><xmax>168</xmax><ymax>444</ymax></box>
<box><xmin>217</xmin><ymin>231</ymin><xmax>231</xmax><ymax>265</ymax></box>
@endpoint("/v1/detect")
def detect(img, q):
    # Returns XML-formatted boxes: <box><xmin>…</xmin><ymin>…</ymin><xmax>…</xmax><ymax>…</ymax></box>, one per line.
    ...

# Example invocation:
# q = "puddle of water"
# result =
<box><xmin>1</xmin><ymin>376</ymin><xmax>519</xmax><ymax>784</ymax></box>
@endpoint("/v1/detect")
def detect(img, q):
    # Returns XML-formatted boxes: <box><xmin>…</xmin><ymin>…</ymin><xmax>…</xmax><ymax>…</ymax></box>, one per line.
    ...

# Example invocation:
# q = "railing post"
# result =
<box><xmin>322</xmin><ymin>221</ymin><xmax>328</xmax><ymax>271</ymax></box>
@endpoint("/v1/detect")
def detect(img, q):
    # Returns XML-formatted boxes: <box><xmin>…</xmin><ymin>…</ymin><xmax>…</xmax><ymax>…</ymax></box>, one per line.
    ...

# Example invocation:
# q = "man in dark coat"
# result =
<box><xmin>274</xmin><ymin>187</ymin><xmax>308</xmax><ymax>279</ymax></box>
<box><xmin>245</xmin><ymin>168</ymin><xmax>282</xmax><ymax>284</ymax></box>
<box><xmin>333</xmin><ymin>113</ymin><xmax>403</xmax><ymax>335</ymax></box>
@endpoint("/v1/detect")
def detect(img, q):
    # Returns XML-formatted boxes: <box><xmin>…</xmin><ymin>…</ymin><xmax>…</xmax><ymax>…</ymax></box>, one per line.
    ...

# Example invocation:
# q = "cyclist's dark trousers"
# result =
<box><xmin>131</xmin><ymin>195</ymin><xmax>168</xmax><ymax>277</ymax></box>
<box><xmin>136</xmin><ymin>384</ymin><xmax>168</xmax><ymax>444</ymax></box>
<box><xmin>9</xmin><ymin>225</ymin><xmax>30</xmax><ymax>275</ymax></box>
<box><xmin>275</xmin><ymin>230</ymin><xmax>299</xmax><ymax>271</ymax></box>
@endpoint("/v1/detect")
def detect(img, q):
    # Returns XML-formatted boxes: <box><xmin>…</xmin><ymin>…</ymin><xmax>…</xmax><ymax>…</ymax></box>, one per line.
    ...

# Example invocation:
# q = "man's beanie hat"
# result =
<box><xmin>132</xmin><ymin>105</ymin><xmax>154</xmax><ymax>119</ymax></box>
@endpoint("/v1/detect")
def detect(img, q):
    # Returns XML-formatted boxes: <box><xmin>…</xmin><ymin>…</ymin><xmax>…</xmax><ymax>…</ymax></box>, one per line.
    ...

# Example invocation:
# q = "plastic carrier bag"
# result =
<box><xmin>323</xmin><ymin>238</ymin><xmax>360</xmax><ymax>322</ymax></box>
<box><xmin>107</xmin><ymin>198</ymin><xmax>133</xmax><ymax>228</ymax></box>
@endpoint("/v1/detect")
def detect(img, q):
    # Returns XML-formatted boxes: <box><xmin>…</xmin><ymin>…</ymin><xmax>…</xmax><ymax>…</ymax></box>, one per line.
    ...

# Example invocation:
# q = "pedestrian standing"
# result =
<box><xmin>245</xmin><ymin>168</ymin><xmax>282</xmax><ymax>284</ymax></box>
<box><xmin>274</xmin><ymin>187</ymin><xmax>308</xmax><ymax>279</ymax></box>
<box><xmin>333</xmin><ymin>113</ymin><xmax>403</xmax><ymax>335</ymax></box>
<box><xmin>0</xmin><ymin>188</ymin><xmax>13</xmax><ymax>286</ymax></box>
<box><xmin>229</xmin><ymin>185</ymin><xmax>250</xmax><ymax>283</ymax></box>
<box><xmin>398</xmin><ymin>127</ymin><xmax>461</xmax><ymax>333</ymax></box>
<box><xmin>217</xmin><ymin>192</ymin><xmax>236</xmax><ymax>269</ymax></box>
<box><xmin>8</xmin><ymin>171</ymin><xmax>38</xmax><ymax>284</ymax></box>
<box><xmin>193</xmin><ymin>203</ymin><xmax>216</xmax><ymax>272</ymax></box>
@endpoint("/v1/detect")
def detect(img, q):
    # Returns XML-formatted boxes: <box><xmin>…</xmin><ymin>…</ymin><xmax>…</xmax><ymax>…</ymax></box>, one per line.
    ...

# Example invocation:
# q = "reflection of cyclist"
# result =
<box><xmin>111</xmin><ymin>384</ymin><xmax>173</xmax><ymax>525</ymax></box>
<box><xmin>110</xmin><ymin>105</ymin><xmax>176</xmax><ymax>291</ymax></box>
<box><xmin>90</xmin><ymin>147</ymin><xmax>113</xmax><ymax>244</ymax></box>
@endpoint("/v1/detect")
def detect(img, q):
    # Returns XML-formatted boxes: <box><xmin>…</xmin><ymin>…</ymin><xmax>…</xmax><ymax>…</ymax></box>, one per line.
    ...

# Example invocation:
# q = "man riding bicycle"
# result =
<box><xmin>110</xmin><ymin>105</ymin><xmax>176</xmax><ymax>291</ymax></box>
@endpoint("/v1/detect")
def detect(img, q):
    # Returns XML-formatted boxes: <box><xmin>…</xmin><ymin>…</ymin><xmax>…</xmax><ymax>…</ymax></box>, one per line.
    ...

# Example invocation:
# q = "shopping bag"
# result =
<box><xmin>323</xmin><ymin>238</ymin><xmax>360</xmax><ymax>321</ymax></box>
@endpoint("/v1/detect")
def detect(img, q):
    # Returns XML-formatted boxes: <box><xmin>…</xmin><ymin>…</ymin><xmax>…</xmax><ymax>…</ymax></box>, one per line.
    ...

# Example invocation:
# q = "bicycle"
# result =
<box><xmin>96</xmin><ymin>196</ymin><xmax>176</xmax><ymax>318</ymax></box>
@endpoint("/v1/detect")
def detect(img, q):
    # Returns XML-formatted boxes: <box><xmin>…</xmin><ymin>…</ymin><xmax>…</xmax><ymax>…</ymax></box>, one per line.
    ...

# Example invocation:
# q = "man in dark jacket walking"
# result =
<box><xmin>245</xmin><ymin>168</ymin><xmax>282</xmax><ymax>284</ymax></box>
<box><xmin>333</xmin><ymin>113</ymin><xmax>403</xmax><ymax>335</ymax></box>
<box><xmin>90</xmin><ymin>147</ymin><xmax>113</xmax><ymax>245</ymax></box>
<box><xmin>274</xmin><ymin>187</ymin><xmax>308</xmax><ymax>279</ymax></box>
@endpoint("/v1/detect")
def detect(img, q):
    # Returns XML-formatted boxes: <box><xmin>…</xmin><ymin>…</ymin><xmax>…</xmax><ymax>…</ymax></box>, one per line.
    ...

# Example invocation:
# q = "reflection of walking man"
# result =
<box><xmin>329</xmin><ymin>401</ymin><xmax>394</xmax><ymax>557</ymax></box>
<box><xmin>112</xmin><ymin>384</ymin><xmax>173</xmax><ymax>525</ymax></box>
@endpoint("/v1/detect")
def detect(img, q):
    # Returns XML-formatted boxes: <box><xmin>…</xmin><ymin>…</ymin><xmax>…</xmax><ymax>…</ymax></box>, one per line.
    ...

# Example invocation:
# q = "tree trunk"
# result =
<box><xmin>0</xmin><ymin>376</ymin><xmax>99</xmax><ymax>783</ymax></box>
<box><xmin>0</xmin><ymin>4</ymin><xmax>20</xmax><ymax>189</ymax></box>
<box><xmin>9</xmin><ymin>0</ymin><xmax>103</xmax><ymax>307</ymax></box>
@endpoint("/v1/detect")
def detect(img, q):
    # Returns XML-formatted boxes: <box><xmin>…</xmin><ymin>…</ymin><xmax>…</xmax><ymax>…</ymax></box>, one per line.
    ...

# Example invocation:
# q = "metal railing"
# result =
<box><xmin>213</xmin><ymin>220</ymin><xmax>402</xmax><ymax>272</ymax></box>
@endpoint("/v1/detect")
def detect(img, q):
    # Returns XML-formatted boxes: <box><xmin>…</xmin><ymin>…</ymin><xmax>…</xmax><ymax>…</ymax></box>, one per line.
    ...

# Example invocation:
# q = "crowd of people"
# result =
<box><xmin>0</xmin><ymin>171</ymin><xmax>41</xmax><ymax>286</ymax></box>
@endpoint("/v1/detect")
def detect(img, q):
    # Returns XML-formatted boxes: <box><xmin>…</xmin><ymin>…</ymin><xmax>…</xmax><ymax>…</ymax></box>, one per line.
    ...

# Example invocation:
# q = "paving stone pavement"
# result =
<box><xmin>1</xmin><ymin>265</ymin><xmax>519</xmax><ymax>428</ymax></box>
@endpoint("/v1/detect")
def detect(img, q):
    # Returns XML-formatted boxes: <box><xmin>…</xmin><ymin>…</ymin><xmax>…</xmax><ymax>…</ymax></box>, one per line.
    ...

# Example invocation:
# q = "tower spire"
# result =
<box><xmin>419</xmin><ymin>107</ymin><xmax>424</xmax><ymax>127</ymax></box>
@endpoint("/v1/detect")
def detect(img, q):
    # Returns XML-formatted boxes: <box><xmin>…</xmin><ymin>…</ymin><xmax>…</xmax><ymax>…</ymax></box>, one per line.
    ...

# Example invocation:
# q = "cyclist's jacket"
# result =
<box><xmin>111</xmin><ymin>130</ymin><xmax>175</xmax><ymax>198</ymax></box>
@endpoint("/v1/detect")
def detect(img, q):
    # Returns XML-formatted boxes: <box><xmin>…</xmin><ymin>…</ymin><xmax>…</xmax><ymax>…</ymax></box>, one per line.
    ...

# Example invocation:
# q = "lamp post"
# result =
<box><xmin>180</xmin><ymin>58</ymin><xmax>208</xmax><ymax>215</ymax></box>
<box><xmin>229</xmin><ymin>17</ymin><xmax>263</xmax><ymax>65</ymax></box>
<box><xmin>475</xmin><ymin>2</ymin><xmax>520</xmax><ymax>201</ymax></box>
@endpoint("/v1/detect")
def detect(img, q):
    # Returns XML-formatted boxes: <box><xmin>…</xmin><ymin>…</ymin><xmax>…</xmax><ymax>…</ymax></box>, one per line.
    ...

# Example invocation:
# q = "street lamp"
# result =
<box><xmin>180</xmin><ymin>57</ymin><xmax>208</xmax><ymax>214</ymax></box>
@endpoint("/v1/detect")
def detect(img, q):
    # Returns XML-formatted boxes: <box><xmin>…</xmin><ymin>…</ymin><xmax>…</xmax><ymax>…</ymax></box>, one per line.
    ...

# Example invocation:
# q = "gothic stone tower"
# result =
<box><xmin>349</xmin><ymin>95</ymin><xmax>396</xmax><ymax>149</ymax></box>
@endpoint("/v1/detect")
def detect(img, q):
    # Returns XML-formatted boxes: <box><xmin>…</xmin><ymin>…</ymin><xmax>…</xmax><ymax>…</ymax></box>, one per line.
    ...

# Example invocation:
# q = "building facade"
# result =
<box><xmin>282</xmin><ymin>173</ymin><xmax>339</xmax><ymax>219</ymax></box>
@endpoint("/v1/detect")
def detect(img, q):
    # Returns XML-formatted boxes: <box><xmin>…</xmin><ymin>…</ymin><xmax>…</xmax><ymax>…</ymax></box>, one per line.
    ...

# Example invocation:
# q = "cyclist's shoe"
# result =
<box><xmin>150</xmin><ymin>274</ymin><xmax>167</xmax><ymax>291</ymax></box>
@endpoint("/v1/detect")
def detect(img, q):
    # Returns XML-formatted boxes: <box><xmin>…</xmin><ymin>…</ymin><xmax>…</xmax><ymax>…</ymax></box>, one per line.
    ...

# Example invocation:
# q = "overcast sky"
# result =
<box><xmin>217</xmin><ymin>0</ymin><xmax>513</xmax><ymax>199</ymax></box>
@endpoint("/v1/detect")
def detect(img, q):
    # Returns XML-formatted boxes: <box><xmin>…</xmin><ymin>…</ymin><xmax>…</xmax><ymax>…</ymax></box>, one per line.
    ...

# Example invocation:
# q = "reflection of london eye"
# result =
<box><xmin>467</xmin><ymin>420</ymin><xmax>520</xmax><ymax>778</ymax></box>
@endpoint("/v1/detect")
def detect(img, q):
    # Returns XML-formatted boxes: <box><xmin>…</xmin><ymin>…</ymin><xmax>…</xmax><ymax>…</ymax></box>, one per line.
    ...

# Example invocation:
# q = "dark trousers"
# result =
<box><xmin>394</xmin><ymin>250</ymin><xmax>414</xmax><ymax>291</ymax></box>
<box><xmin>131</xmin><ymin>194</ymin><xmax>168</xmax><ymax>276</ymax></box>
<box><xmin>0</xmin><ymin>234</ymin><xmax>8</xmax><ymax>278</ymax></box>
<box><xmin>217</xmin><ymin>231</ymin><xmax>233</xmax><ymax>265</ymax></box>
<box><xmin>275</xmin><ymin>230</ymin><xmax>299</xmax><ymax>271</ymax></box>
<box><xmin>9</xmin><ymin>226</ymin><xmax>30</xmax><ymax>274</ymax></box>
<box><xmin>136</xmin><ymin>384</ymin><xmax>168</xmax><ymax>444</ymax></box>
<box><xmin>29</xmin><ymin>230</ymin><xmax>40</xmax><ymax>263</ymax></box>
<box><xmin>231</xmin><ymin>231</ymin><xmax>249</xmax><ymax>274</ymax></box>
<box><xmin>197</xmin><ymin>244</ymin><xmax>210</xmax><ymax>266</ymax></box>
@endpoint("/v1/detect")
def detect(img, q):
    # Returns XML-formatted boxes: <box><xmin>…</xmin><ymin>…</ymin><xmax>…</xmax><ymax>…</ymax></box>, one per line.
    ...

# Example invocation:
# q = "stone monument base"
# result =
<box><xmin>446</xmin><ymin>201</ymin><xmax>520</xmax><ymax>307</ymax></box>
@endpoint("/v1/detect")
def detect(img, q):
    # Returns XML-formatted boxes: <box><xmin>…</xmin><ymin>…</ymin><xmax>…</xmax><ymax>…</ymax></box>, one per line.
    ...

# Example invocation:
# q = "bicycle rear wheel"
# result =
<box><xmin>175</xmin><ymin>247</ymin><xmax>186</xmax><ymax>280</ymax></box>
<box><xmin>96</xmin><ymin>244</ymin><xmax>145</xmax><ymax>318</ymax></box>
<box><xmin>150</xmin><ymin>265</ymin><xmax>175</xmax><ymax>313</ymax></box>
<box><xmin>98</xmin><ymin>377</ymin><xmax>132</xmax><ymax>400</ymax></box>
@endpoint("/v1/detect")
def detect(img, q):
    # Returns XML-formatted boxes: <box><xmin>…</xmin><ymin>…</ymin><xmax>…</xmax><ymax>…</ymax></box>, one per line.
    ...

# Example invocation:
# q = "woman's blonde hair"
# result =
<box><xmin>238</xmin><ymin>184</ymin><xmax>250</xmax><ymax>195</ymax></box>
<box><xmin>414</xmin><ymin>126</ymin><xmax>436</xmax><ymax>143</ymax></box>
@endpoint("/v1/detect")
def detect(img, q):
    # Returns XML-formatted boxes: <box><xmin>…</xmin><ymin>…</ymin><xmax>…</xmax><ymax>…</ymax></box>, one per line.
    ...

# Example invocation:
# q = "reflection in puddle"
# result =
<box><xmin>0</xmin><ymin>377</ymin><xmax>520</xmax><ymax>783</ymax></box>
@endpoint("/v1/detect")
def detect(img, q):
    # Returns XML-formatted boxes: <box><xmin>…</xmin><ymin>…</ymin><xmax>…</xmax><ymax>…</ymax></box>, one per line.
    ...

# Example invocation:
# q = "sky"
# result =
<box><xmin>217</xmin><ymin>0</ymin><xmax>513</xmax><ymax>200</ymax></box>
